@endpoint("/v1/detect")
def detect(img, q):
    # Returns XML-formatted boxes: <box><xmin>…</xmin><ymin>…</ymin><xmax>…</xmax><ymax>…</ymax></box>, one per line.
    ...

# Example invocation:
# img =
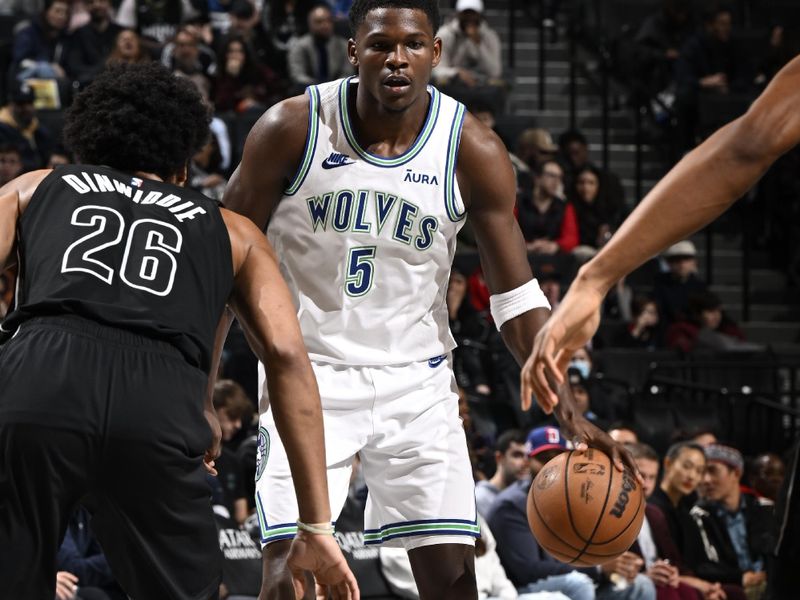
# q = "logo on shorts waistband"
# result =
<box><xmin>428</xmin><ymin>355</ymin><xmax>446</xmax><ymax>368</ymax></box>
<box><xmin>255</xmin><ymin>426</ymin><xmax>270</xmax><ymax>481</ymax></box>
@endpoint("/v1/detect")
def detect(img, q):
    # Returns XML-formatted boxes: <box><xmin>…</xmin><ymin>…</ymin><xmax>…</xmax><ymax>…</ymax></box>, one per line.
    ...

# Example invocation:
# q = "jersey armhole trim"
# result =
<box><xmin>284</xmin><ymin>86</ymin><xmax>321</xmax><ymax>196</ymax></box>
<box><xmin>444</xmin><ymin>102</ymin><xmax>467</xmax><ymax>222</ymax></box>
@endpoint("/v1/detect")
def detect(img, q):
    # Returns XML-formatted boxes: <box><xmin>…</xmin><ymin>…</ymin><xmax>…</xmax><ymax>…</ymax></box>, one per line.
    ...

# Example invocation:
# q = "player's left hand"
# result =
<box><xmin>288</xmin><ymin>531</ymin><xmax>360</xmax><ymax>600</ymax></box>
<box><xmin>203</xmin><ymin>408</ymin><xmax>222</xmax><ymax>476</ymax></box>
<box><xmin>562</xmin><ymin>415</ymin><xmax>640</xmax><ymax>481</ymax></box>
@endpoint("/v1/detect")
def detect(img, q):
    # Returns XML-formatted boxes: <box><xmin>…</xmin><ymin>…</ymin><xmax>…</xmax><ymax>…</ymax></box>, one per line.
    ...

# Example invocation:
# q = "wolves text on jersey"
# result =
<box><xmin>305</xmin><ymin>190</ymin><xmax>438</xmax><ymax>251</ymax></box>
<box><xmin>62</xmin><ymin>171</ymin><xmax>208</xmax><ymax>223</ymax></box>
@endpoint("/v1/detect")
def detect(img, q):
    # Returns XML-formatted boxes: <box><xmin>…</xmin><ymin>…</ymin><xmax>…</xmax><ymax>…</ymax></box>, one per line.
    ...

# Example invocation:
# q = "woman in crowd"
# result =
<box><xmin>569</xmin><ymin>164</ymin><xmax>625</xmax><ymax>263</ymax></box>
<box><xmin>106</xmin><ymin>29</ymin><xmax>150</xmax><ymax>66</ymax></box>
<box><xmin>213</xmin><ymin>36</ymin><xmax>282</xmax><ymax>113</ymax></box>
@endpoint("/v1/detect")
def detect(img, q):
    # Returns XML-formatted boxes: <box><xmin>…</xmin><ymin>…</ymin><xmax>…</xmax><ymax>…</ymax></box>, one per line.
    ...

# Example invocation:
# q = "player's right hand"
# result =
<box><xmin>288</xmin><ymin>531</ymin><xmax>360</xmax><ymax>600</ymax></box>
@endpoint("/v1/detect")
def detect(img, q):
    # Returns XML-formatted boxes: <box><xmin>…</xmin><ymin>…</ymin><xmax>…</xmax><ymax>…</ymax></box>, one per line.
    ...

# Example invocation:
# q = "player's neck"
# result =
<box><xmin>352</xmin><ymin>84</ymin><xmax>431</xmax><ymax>155</ymax></box>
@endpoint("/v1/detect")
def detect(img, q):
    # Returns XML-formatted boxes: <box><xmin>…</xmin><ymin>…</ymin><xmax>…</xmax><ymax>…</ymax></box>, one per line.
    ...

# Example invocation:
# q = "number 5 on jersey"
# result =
<box><xmin>345</xmin><ymin>246</ymin><xmax>376</xmax><ymax>297</ymax></box>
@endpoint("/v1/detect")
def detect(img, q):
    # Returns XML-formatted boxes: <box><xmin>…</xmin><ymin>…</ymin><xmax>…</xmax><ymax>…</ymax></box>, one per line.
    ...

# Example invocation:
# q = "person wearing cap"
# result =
<box><xmin>515</xmin><ymin>128</ymin><xmax>559</xmax><ymax>174</ymax></box>
<box><xmin>701</xmin><ymin>444</ymin><xmax>773</xmax><ymax>599</ymax></box>
<box><xmin>488</xmin><ymin>426</ymin><xmax>656</xmax><ymax>600</ymax></box>
<box><xmin>433</xmin><ymin>0</ymin><xmax>503</xmax><ymax>89</ymax></box>
<box><xmin>0</xmin><ymin>80</ymin><xmax>55</xmax><ymax>172</ymax></box>
<box><xmin>653</xmin><ymin>239</ymin><xmax>708</xmax><ymax>326</ymax></box>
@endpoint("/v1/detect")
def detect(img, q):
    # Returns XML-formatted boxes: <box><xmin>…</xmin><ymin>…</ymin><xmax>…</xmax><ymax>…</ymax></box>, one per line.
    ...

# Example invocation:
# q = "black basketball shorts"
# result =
<box><xmin>0</xmin><ymin>315</ymin><xmax>222</xmax><ymax>600</ymax></box>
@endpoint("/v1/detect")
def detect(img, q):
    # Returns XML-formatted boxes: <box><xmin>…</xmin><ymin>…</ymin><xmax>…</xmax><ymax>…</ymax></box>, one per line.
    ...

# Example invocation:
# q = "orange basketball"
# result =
<box><xmin>527</xmin><ymin>448</ymin><xmax>645</xmax><ymax>566</ymax></box>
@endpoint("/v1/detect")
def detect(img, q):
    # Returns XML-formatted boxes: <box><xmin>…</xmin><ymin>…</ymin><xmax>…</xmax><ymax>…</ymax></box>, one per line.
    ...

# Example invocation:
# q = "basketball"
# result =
<box><xmin>527</xmin><ymin>448</ymin><xmax>645</xmax><ymax>566</ymax></box>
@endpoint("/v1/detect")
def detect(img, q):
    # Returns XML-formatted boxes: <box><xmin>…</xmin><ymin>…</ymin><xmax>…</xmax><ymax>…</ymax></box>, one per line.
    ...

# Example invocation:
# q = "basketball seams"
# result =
<box><xmin>569</xmin><ymin>450</ymin><xmax>615</xmax><ymax>564</ymax></box>
<box><xmin>563</xmin><ymin>451</ymin><xmax>589</xmax><ymax>545</ymax></box>
<box><xmin>590</xmin><ymin>477</ymin><xmax>645</xmax><ymax>546</ymax></box>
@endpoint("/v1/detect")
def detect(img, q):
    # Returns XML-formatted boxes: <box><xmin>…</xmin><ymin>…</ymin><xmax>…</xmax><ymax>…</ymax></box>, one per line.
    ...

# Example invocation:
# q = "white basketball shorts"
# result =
<box><xmin>253</xmin><ymin>354</ymin><xmax>478</xmax><ymax>550</ymax></box>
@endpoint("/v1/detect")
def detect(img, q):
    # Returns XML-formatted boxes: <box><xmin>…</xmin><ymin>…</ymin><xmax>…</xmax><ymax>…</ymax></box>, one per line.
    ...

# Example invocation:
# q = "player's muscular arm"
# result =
<box><xmin>0</xmin><ymin>170</ymin><xmax>49</xmax><ymax>269</ymax></box>
<box><xmin>583</xmin><ymin>53</ymin><xmax>800</xmax><ymax>297</ymax></box>
<box><xmin>223</xmin><ymin>95</ymin><xmax>309</xmax><ymax>228</ymax></box>
<box><xmin>457</xmin><ymin>114</ymin><xmax>549</xmax><ymax>365</ymax></box>
<box><xmin>221</xmin><ymin>209</ymin><xmax>331</xmax><ymax>525</ymax></box>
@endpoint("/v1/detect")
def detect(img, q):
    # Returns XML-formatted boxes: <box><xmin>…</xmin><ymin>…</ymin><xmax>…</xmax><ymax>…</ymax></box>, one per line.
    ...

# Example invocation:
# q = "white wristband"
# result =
<box><xmin>489</xmin><ymin>278</ymin><xmax>550</xmax><ymax>330</ymax></box>
<box><xmin>296</xmin><ymin>520</ymin><xmax>335</xmax><ymax>535</ymax></box>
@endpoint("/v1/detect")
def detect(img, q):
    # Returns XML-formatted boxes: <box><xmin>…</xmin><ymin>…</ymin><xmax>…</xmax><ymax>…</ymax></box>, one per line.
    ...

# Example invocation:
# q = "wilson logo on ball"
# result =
<box><xmin>609</xmin><ymin>471</ymin><xmax>636</xmax><ymax>518</ymax></box>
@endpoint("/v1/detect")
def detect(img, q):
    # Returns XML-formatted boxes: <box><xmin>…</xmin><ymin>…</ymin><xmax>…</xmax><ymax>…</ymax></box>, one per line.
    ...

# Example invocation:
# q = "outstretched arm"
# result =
<box><xmin>460</xmin><ymin>116</ymin><xmax>636</xmax><ymax>473</ymax></box>
<box><xmin>0</xmin><ymin>170</ymin><xmax>50</xmax><ymax>270</ymax></box>
<box><xmin>222</xmin><ymin>209</ymin><xmax>359</xmax><ymax>599</ymax></box>
<box><xmin>525</xmin><ymin>54</ymin><xmax>800</xmax><ymax>410</ymax></box>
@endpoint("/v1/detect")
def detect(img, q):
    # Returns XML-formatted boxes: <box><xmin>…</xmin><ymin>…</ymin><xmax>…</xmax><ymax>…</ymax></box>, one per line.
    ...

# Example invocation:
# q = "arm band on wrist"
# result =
<box><xmin>296</xmin><ymin>520</ymin><xmax>335</xmax><ymax>535</ymax></box>
<box><xmin>489</xmin><ymin>278</ymin><xmax>551</xmax><ymax>331</ymax></box>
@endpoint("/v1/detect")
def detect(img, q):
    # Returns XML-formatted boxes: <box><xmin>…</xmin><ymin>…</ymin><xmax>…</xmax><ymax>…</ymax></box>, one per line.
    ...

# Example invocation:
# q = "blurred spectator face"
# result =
<box><xmin>566</xmin><ymin>139</ymin><xmax>589</xmax><ymax>168</ymax></box>
<box><xmin>458</xmin><ymin>9</ymin><xmax>481</xmax><ymax>35</ymax></box>
<box><xmin>693</xmin><ymin>431</ymin><xmax>718</xmax><ymax>447</ymax></box>
<box><xmin>530</xmin><ymin>448</ymin><xmax>565</xmax><ymax>477</ymax></box>
<box><xmin>708</xmin><ymin>10</ymin><xmax>732</xmax><ymax>43</ymax></box>
<box><xmin>663</xmin><ymin>446</ymin><xmax>706</xmax><ymax>497</ymax></box>
<box><xmin>497</xmin><ymin>442</ymin><xmax>529</xmax><ymax>486</ymax></box>
<box><xmin>637</xmin><ymin>301</ymin><xmax>659</xmax><ymax>327</ymax></box>
<box><xmin>703</xmin><ymin>460</ymin><xmax>740</xmax><ymax>503</ymax></box>
<box><xmin>539</xmin><ymin>279</ymin><xmax>561</xmax><ymax>308</ymax></box>
<box><xmin>700</xmin><ymin>306</ymin><xmax>722</xmax><ymax>330</ymax></box>
<box><xmin>115</xmin><ymin>30</ymin><xmax>142</xmax><ymax>61</ymax></box>
<box><xmin>217</xmin><ymin>407</ymin><xmax>242</xmax><ymax>442</ymax></box>
<box><xmin>609</xmin><ymin>428</ymin><xmax>638</xmax><ymax>444</ymax></box>
<box><xmin>11</xmin><ymin>101</ymin><xmax>35</xmax><ymax>129</ymax></box>
<box><xmin>86</xmin><ymin>0</ymin><xmax>111</xmax><ymax>24</ymax></box>
<box><xmin>576</xmin><ymin>169</ymin><xmax>600</xmax><ymax>203</ymax></box>
<box><xmin>569</xmin><ymin>382</ymin><xmax>590</xmax><ymax>415</ymax></box>
<box><xmin>666</xmin><ymin>255</ymin><xmax>697</xmax><ymax>280</ymax></box>
<box><xmin>517</xmin><ymin>128</ymin><xmax>557</xmax><ymax>170</ymax></box>
<box><xmin>751</xmin><ymin>453</ymin><xmax>785</xmax><ymax>501</ymax></box>
<box><xmin>308</xmin><ymin>6</ymin><xmax>334</xmax><ymax>40</ymax></box>
<box><xmin>0</xmin><ymin>150</ymin><xmax>23</xmax><ymax>185</ymax></box>
<box><xmin>174</xmin><ymin>30</ymin><xmax>200</xmax><ymax>65</ymax></box>
<box><xmin>45</xmin><ymin>0</ymin><xmax>70</xmax><ymax>31</ymax></box>
<box><xmin>447</xmin><ymin>271</ymin><xmax>467</xmax><ymax>313</ymax></box>
<box><xmin>538</xmin><ymin>161</ymin><xmax>563</xmax><ymax>199</ymax></box>
<box><xmin>635</xmin><ymin>457</ymin><xmax>659</xmax><ymax>498</ymax></box>
<box><xmin>47</xmin><ymin>151</ymin><xmax>70</xmax><ymax>168</ymax></box>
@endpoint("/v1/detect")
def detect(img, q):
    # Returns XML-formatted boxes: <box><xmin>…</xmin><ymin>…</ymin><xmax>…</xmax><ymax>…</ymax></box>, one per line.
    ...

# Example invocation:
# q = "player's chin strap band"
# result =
<box><xmin>296</xmin><ymin>520</ymin><xmax>335</xmax><ymax>535</ymax></box>
<box><xmin>489</xmin><ymin>278</ymin><xmax>551</xmax><ymax>331</ymax></box>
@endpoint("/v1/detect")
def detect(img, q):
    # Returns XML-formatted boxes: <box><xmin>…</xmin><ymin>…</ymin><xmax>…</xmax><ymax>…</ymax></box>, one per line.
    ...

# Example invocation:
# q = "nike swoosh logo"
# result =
<box><xmin>321</xmin><ymin>158</ymin><xmax>355</xmax><ymax>169</ymax></box>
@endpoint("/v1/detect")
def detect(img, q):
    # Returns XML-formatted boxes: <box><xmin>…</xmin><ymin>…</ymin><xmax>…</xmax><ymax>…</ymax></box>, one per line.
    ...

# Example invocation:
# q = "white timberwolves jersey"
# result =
<box><xmin>267</xmin><ymin>77</ymin><xmax>467</xmax><ymax>365</ymax></box>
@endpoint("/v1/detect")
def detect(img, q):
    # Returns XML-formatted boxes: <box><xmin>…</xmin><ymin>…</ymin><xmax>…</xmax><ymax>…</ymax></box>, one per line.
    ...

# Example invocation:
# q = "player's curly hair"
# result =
<box><xmin>63</xmin><ymin>62</ymin><xmax>210</xmax><ymax>181</ymax></box>
<box><xmin>349</xmin><ymin>0</ymin><xmax>440</xmax><ymax>37</ymax></box>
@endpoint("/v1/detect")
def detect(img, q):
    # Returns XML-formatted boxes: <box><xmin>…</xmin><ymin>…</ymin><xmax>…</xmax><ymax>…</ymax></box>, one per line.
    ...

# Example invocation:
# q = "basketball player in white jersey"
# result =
<box><xmin>224</xmin><ymin>1</ymin><xmax>633</xmax><ymax>597</ymax></box>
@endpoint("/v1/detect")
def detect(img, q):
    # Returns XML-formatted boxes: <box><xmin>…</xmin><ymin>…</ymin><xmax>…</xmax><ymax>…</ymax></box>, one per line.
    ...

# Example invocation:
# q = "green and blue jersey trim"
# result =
<box><xmin>256</xmin><ymin>491</ymin><xmax>337</xmax><ymax>544</ymax></box>
<box><xmin>338</xmin><ymin>77</ymin><xmax>441</xmax><ymax>168</ymax></box>
<box><xmin>363</xmin><ymin>517</ymin><xmax>480</xmax><ymax>545</ymax></box>
<box><xmin>285</xmin><ymin>85</ymin><xmax>321</xmax><ymax>196</ymax></box>
<box><xmin>444</xmin><ymin>102</ymin><xmax>466</xmax><ymax>222</ymax></box>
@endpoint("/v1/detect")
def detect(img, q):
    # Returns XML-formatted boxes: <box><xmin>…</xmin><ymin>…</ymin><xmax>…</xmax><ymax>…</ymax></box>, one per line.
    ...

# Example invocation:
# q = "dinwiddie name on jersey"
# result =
<box><xmin>61</xmin><ymin>171</ymin><xmax>208</xmax><ymax>223</ymax></box>
<box><xmin>305</xmin><ymin>189</ymin><xmax>439</xmax><ymax>251</ymax></box>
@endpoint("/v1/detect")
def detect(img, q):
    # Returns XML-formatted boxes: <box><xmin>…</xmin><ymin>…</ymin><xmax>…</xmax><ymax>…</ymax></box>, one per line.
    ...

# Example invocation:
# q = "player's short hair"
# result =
<box><xmin>665</xmin><ymin>441</ymin><xmax>705</xmax><ymax>464</ymax></box>
<box><xmin>495</xmin><ymin>429</ymin><xmax>527</xmax><ymax>454</ymax></box>
<box><xmin>625</xmin><ymin>442</ymin><xmax>660</xmax><ymax>463</ymax></box>
<box><xmin>63</xmin><ymin>62</ymin><xmax>210</xmax><ymax>181</ymax></box>
<box><xmin>349</xmin><ymin>0</ymin><xmax>441</xmax><ymax>37</ymax></box>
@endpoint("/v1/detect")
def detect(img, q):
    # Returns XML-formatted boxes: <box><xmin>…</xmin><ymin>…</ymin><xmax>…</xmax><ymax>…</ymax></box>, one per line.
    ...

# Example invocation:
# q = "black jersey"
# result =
<box><xmin>2</xmin><ymin>165</ymin><xmax>233</xmax><ymax>373</ymax></box>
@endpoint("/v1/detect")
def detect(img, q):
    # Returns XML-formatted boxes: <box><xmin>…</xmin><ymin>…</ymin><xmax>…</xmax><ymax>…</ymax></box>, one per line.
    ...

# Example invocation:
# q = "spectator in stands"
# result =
<box><xmin>534</xmin><ymin>264</ymin><xmax>563</xmax><ymax>312</ymax></box>
<box><xmin>611</xmin><ymin>295</ymin><xmax>663</xmax><ymax>349</ymax></box>
<box><xmin>689</xmin><ymin>428</ymin><xmax>718</xmax><ymax>448</ymax></box>
<box><xmin>459</xmin><ymin>386</ymin><xmax>492</xmax><ymax>482</ymax></box>
<box><xmin>653</xmin><ymin>240</ymin><xmax>708</xmax><ymax>326</ymax></box>
<box><xmin>558</xmin><ymin>129</ymin><xmax>626</xmax><ymax>215</ymax></box>
<box><xmin>214</xmin><ymin>36</ymin><xmax>281</xmax><ymax>113</ymax></box>
<box><xmin>263</xmin><ymin>0</ymin><xmax>314</xmax><ymax>77</ymax></box>
<box><xmin>674</xmin><ymin>4</ymin><xmax>751</xmax><ymax>149</ymax></box>
<box><xmin>55</xmin><ymin>507</ymin><xmax>125</xmax><ymax>600</ymax></box>
<box><xmin>189</xmin><ymin>135</ymin><xmax>227</xmax><ymax>201</ymax></box>
<box><xmin>287</xmin><ymin>3</ymin><xmax>350</xmax><ymax>91</ymax></box>
<box><xmin>0</xmin><ymin>80</ymin><xmax>54</xmax><ymax>171</ymax></box>
<box><xmin>490</xmin><ymin>425</ymin><xmax>655</xmax><ymax>600</ymax></box>
<box><xmin>649</xmin><ymin>441</ymin><xmax>747</xmax><ymax>600</ymax></box>
<box><xmin>433</xmin><ymin>0</ymin><xmax>504</xmax><ymax>106</ymax></box>
<box><xmin>666</xmin><ymin>291</ymin><xmax>752</xmax><ymax>353</ymax></box>
<box><xmin>475</xmin><ymin>429</ymin><xmax>528</xmax><ymax>518</ymax></box>
<box><xmin>448</xmin><ymin>268</ymin><xmax>491</xmax><ymax>396</ymax></box>
<box><xmin>569</xmin><ymin>164</ymin><xmax>625</xmax><ymax>263</ymax></box>
<box><xmin>11</xmin><ymin>0</ymin><xmax>70</xmax><ymax>83</ymax></box>
<box><xmin>516</xmin><ymin>160</ymin><xmax>579</xmax><ymax>255</ymax></box>
<box><xmin>106</xmin><ymin>28</ymin><xmax>150</xmax><ymax>65</ymax></box>
<box><xmin>701</xmin><ymin>444</ymin><xmax>772</xmax><ymax>599</ymax></box>
<box><xmin>46</xmin><ymin>143</ymin><xmax>71</xmax><ymax>168</ymax></box>
<box><xmin>115</xmin><ymin>0</ymin><xmax>201</xmax><ymax>48</ymax></box>
<box><xmin>513</xmin><ymin>128</ymin><xmax>558</xmax><ymax>174</ymax></box>
<box><xmin>226</xmin><ymin>0</ymin><xmax>274</xmax><ymax>71</ymax></box>
<box><xmin>748</xmin><ymin>452</ymin><xmax>785</xmax><ymax>504</ymax></box>
<box><xmin>609</xmin><ymin>423</ymin><xmax>639</xmax><ymax>445</ymax></box>
<box><xmin>66</xmin><ymin>0</ymin><xmax>122</xmax><ymax>89</ymax></box>
<box><xmin>0</xmin><ymin>143</ymin><xmax>23</xmax><ymax>185</ymax></box>
<box><xmin>162</xmin><ymin>26</ymin><xmax>216</xmax><ymax>89</ymax></box>
<box><xmin>566</xmin><ymin>367</ymin><xmax>608</xmax><ymax>431</ymax></box>
<box><xmin>634</xmin><ymin>0</ymin><xmax>695</xmax><ymax>110</ymax></box>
